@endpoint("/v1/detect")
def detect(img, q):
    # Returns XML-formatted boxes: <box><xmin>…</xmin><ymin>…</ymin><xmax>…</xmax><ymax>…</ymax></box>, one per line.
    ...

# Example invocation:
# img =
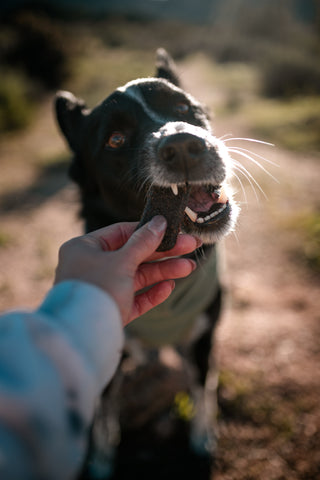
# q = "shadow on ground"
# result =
<box><xmin>0</xmin><ymin>159</ymin><xmax>70</xmax><ymax>213</ymax></box>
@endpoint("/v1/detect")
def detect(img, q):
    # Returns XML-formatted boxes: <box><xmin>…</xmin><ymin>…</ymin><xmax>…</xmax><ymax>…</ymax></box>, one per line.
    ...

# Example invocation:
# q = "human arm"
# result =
<box><xmin>0</xmin><ymin>280</ymin><xmax>123</xmax><ymax>480</ymax></box>
<box><xmin>0</xmin><ymin>216</ymin><xmax>200</xmax><ymax>479</ymax></box>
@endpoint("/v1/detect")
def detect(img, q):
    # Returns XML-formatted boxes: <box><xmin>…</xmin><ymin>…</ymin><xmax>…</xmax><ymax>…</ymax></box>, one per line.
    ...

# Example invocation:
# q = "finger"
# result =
<box><xmin>146</xmin><ymin>234</ymin><xmax>202</xmax><ymax>262</ymax></box>
<box><xmin>134</xmin><ymin>258</ymin><xmax>196</xmax><ymax>291</ymax></box>
<box><xmin>121</xmin><ymin>216</ymin><xmax>167</xmax><ymax>267</ymax></box>
<box><xmin>128</xmin><ymin>280</ymin><xmax>175</xmax><ymax>323</ymax></box>
<box><xmin>88</xmin><ymin>222</ymin><xmax>138</xmax><ymax>251</ymax></box>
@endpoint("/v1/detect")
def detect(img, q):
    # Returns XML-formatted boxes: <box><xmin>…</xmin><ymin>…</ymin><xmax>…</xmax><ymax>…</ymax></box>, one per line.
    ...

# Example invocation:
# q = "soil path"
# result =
<box><xmin>183</xmin><ymin>58</ymin><xmax>320</xmax><ymax>479</ymax></box>
<box><xmin>0</xmin><ymin>57</ymin><xmax>319</xmax><ymax>479</ymax></box>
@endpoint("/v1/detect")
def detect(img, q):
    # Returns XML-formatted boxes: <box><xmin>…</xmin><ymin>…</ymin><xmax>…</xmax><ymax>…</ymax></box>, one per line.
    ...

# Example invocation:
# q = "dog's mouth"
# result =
<box><xmin>138</xmin><ymin>181</ymin><xmax>232</xmax><ymax>251</ymax></box>
<box><xmin>178</xmin><ymin>183</ymin><xmax>229</xmax><ymax>226</ymax></box>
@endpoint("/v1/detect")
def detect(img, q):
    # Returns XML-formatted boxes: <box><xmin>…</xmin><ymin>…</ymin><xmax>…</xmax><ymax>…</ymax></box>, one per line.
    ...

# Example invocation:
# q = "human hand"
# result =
<box><xmin>54</xmin><ymin>216</ymin><xmax>201</xmax><ymax>326</ymax></box>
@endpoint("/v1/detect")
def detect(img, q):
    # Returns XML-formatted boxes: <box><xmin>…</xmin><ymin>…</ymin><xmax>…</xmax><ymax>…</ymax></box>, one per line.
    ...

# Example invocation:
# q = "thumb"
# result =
<box><xmin>121</xmin><ymin>215</ymin><xmax>167</xmax><ymax>267</ymax></box>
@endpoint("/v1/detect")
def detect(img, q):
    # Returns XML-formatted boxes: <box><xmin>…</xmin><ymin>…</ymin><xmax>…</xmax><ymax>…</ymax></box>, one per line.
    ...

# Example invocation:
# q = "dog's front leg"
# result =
<box><xmin>189</xmin><ymin>353</ymin><xmax>219</xmax><ymax>457</ymax></box>
<box><xmin>188</xmin><ymin>287</ymin><xmax>223</xmax><ymax>458</ymax></box>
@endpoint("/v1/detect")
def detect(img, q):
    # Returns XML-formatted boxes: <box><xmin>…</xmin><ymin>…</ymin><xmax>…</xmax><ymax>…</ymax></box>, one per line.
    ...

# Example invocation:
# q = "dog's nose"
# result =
<box><xmin>158</xmin><ymin>133</ymin><xmax>206</xmax><ymax>171</ymax></box>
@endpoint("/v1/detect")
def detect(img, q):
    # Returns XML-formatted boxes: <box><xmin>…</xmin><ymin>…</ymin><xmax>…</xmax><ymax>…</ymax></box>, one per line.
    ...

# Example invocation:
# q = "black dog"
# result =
<box><xmin>55</xmin><ymin>49</ymin><xmax>239</xmax><ymax>480</ymax></box>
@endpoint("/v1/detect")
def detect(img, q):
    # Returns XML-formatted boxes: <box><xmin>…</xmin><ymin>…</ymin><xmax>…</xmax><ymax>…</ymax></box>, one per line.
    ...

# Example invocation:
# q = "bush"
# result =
<box><xmin>286</xmin><ymin>211</ymin><xmax>320</xmax><ymax>274</ymax></box>
<box><xmin>5</xmin><ymin>12</ymin><xmax>71</xmax><ymax>90</ymax></box>
<box><xmin>0</xmin><ymin>71</ymin><xmax>34</xmax><ymax>133</ymax></box>
<box><xmin>243</xmin><ymin>96</ymin><xmax>320</xmax><ymax>152</ymax></box>
<box><xmin>261</xmin><ymin>50</ymin><xmax>320</xmax><ymax>98</ymax></box>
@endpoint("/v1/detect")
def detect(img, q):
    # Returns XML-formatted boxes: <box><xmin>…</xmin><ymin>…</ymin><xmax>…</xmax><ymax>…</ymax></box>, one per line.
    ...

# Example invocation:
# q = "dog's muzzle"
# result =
<box><xmin>140</xmin><ymin>123</ymin><xmax>238</xmax><ymax>249</ymax></box>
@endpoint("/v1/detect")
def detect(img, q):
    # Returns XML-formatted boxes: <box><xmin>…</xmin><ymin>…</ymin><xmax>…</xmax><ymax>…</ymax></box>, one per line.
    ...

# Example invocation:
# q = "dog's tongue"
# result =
<box><xmin>137</xmin><ymin>184</ymin><xmax>190</xmax><ymax>252</ymax></box>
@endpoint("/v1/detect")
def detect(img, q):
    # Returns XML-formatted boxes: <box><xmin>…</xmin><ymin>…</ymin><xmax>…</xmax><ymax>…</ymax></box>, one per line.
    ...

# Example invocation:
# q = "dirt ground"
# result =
<box><xmin>0</xmin><ymin>58</ymin><xmax>319</xmax><ymax>479</ymax></box>
<box><xmin>214</xmin><ymin>141</ymin><xmax>320</xmax><ymax>479</ymax></box>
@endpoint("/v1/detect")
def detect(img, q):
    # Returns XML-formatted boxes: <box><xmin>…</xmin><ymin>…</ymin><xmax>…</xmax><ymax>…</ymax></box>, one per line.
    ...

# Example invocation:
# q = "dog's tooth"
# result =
<box><xmin>196</xmin><ymin>217</ymin><xmax>205</xmax><ymax>224</ymax></box>
<box><xmin>171</xmin><ymin>184</ymin><xmax>178</xmax><ymax>196</ymax></box>
<box><xmin>185</xmin><ymin>206</ymin><xmax>198</xmax><ymax>222</ymax></box>
<box><xmin>218</xmin><ymin>188</ymin><xmax>228</xmax><ymax>204</ymax></box>
<box><xmin>209</xmin><ymin>207</ymin><xmax>220</xmax><ymax>219</ymax></box>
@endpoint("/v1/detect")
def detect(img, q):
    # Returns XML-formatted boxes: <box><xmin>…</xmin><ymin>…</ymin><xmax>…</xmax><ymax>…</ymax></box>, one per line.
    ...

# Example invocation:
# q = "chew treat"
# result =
<box><xmin>138</xmin><ymin>184</ymin><xmax>190</xmax><ymax>252</ymax></box>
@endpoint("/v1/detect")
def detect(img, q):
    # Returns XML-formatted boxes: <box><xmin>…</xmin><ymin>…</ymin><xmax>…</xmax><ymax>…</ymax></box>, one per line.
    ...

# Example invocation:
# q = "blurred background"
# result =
<box><xmin>0</xmin><ymin>1</ymin><xmax>319</xmax><ymax>478</ymax></box>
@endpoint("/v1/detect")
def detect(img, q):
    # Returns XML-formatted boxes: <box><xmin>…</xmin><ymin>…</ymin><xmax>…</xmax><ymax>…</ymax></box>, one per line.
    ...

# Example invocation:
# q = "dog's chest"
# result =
<box><xmin>125</xmin><ymin>247</ymin><xmax>219</xmax><ymax>346</ymax></box>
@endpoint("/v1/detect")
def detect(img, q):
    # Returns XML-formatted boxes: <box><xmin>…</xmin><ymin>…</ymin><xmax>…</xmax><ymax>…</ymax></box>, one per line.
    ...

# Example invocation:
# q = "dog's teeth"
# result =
<box><xmin>185</xmin><ymin>206</ymin><xmax>198</xmax><ymax>222</ymax></box>
<box><xmin>171</xmin><ymin>184</ymin><xmax>178</xmax><ymax>196</ymax></box>
<box><xmin>196</xmin><ymin>204</ymin><xmax>228</xmax><ymax>224</ymax></box>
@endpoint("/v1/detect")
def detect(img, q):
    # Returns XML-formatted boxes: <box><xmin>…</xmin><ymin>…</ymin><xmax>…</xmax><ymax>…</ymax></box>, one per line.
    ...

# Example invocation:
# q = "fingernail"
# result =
<box><xmin>194</xmin><ymin>236</ymin><xmax>203</xmax><ymax>248</ymax></box>
<box><xmin>148</xmin><ymin>215</ymin><xmax>167</xmax><ymax>234</ymax></box>
<box><xmin>189</xmin><ymin>259</ymin><xmax>197</xmax><ymax>271</ymax></box>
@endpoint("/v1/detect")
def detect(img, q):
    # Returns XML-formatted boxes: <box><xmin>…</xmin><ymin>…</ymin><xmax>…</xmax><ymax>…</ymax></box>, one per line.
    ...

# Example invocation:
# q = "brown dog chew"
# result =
<box><xmin>138</xmin><ymin>184</ymin><xmax>189</xmax><ymax>251</ymax></box>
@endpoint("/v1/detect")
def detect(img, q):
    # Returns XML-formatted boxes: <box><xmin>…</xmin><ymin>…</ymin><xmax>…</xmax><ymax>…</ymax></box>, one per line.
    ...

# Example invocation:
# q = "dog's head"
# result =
<box><xmin>55</xmin><ymin>49</ymin><xmax>239</xmax><ymax>248</ymax></box>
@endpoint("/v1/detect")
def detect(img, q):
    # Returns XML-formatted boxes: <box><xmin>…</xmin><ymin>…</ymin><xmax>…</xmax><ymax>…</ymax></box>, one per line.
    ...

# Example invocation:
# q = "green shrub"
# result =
<box><xmin>292</xmin><ymin>212</ymin><xmax>320</xmax><ymax>273</ymax></box>
<box><xmin>0</xmin><ymin>71</ymin><xmax>34</xmax><ymax>133</ymax></box>
<box><xmin>0</xmin><ymin>231</ymin><xmax>12</xmax><ymax>248</ymax></box>
<box><xmin>244</xmin><ymin>96</ymin><xmax>320</xmax><ymax>152</ymax></box>
<box><xmin>283</xmin><ymin>210</ymin><xmax>320</xmax><ymax>274</ymax></box>
<box><xmin>261</xmin><ymin>50</ymin><xmax>320</xmax><ymax>98</ymax></box>
<box><xmin>5</xmin><ymin>12</ymin><xmax>71</xmax><ymax>90</ymax></box>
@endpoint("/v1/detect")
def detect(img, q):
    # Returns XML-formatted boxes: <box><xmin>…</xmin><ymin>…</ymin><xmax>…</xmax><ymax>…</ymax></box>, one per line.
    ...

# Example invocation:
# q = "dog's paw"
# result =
<box><xmin>190</xmin><ymin>427</ymin><xmax>217</xmax><ymax>458</ymax></box>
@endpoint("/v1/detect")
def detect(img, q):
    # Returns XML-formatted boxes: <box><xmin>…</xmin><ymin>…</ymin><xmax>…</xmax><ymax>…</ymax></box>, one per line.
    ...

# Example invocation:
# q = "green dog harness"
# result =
<box><xmin>125</xmin><ymin>246</ymin><xmax>220</xmax><ymax>347</ymax></box>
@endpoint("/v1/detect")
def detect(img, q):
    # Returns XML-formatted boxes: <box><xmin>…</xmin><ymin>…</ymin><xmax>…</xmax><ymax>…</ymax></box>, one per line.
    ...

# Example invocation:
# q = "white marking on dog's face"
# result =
<box><xmin>118</xmin><ymin>80</ymin><xmax>166</xmax><ymax>124</ymax></box>
<box><xmin>117</xmin><ymin>77</ymin><xmax>211</xmax><ymax>130</ymax></box>
<box><xmin>152</xmin><ymin>121</ymin><xmax>214</xmax><ymax>143</ymax></box>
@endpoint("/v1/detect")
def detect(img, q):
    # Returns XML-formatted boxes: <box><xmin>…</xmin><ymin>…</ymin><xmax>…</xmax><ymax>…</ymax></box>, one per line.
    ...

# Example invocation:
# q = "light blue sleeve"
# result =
<box><xmin>0</xmin><ymin>280</ymin><xmax>124</xmax><ymax>480</ymax></box>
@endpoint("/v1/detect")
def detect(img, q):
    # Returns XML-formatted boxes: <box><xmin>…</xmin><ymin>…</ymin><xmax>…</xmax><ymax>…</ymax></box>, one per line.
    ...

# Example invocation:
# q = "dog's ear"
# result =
<box><xmin>155</xmin><ymin>48</ymin><xmax>181</xmax><ymax>87</ymax></box>
<box><xmin>55</xmin><ymin>91</ymin><xmax>87</xmax><ymax>152</ymax></box>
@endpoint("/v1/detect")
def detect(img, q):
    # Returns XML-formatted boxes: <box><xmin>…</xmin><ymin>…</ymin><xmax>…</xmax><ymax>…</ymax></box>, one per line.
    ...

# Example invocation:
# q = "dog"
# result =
<box><xmin>55</xmin><ymin>49</ymin><xmax>239</xmax><ymax>480</ymax></box>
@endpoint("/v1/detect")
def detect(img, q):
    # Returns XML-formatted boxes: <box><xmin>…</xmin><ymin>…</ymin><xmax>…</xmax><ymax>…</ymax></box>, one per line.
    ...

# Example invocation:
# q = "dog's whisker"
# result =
<box><xmin>228</xmin><ymin>147</ymin><xmax>279</xmax><ymax>184</ymax></box>
<box><xmin>194</xmin><ymin>246</ymin><xmax>208</xmax><ymax>271</ymax></box>
<box><xmin>233</xmin><ymin>161</ymin><xmax>266</xmax><ymax>201</ymax></box>
<box><xmin>223</xmin><ymin>137</ymin><xmax>274</xmax><ymax>147</ymax></box>
<box><xmin>130</xmin><ymin>166</ymin><xmax>151</xmax><ymax>194</ymax></box>
<box><xmin>232</xmin><ymin>162</ymin><xmax>264</xmax><ymax>202</ymax></box>
<box><xmin>231</xmin><ymin>229</ymin><xmax>241</xmax><ymax>246</ymax></box>
<box><xmin>230</xmin><ymin>146</ymin><xmax>279</xmax><ymax>168</ymax></box>
<box><xmin>193</xmin><ymin>248</ymin><xmax>201</xmax><ymax>265</ymax></box>
<box><xmin>218</xmin><ymin>133</ymin><xmax>234</xmax><ymax>141</ymax></box>
<box><xmin>232</xmin><ymin>171</ymin><xmax>248</xmax><ymax>205</ymax></box>
<box><xmin>135</xmin><ymin>175</ymin><xmax>149</xmax><ymax>195</ymax></box>
<box><xmin>121</xmin><ymin>165</ymin><xmax>138</xmax><ymax>183</ymax></box>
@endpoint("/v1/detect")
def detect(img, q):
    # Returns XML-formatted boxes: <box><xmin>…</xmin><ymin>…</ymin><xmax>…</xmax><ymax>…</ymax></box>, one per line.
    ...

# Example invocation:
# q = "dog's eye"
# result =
<box><xmin>175</xmin><ymin>102</ymin><xmax>189</xmax><ymax>114</ymax></box>
<box><xmin>107</xmin><ymin>132</ymin><xmax>126</xmax><ymax>149</ymax></box>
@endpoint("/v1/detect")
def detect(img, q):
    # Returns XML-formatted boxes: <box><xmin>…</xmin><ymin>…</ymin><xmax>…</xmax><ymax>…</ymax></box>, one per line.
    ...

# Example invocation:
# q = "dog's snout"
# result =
<box><xmin>158</xmin><ymin>133</ymin><xmax>206</xmax><ymax>170</ymax></box>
